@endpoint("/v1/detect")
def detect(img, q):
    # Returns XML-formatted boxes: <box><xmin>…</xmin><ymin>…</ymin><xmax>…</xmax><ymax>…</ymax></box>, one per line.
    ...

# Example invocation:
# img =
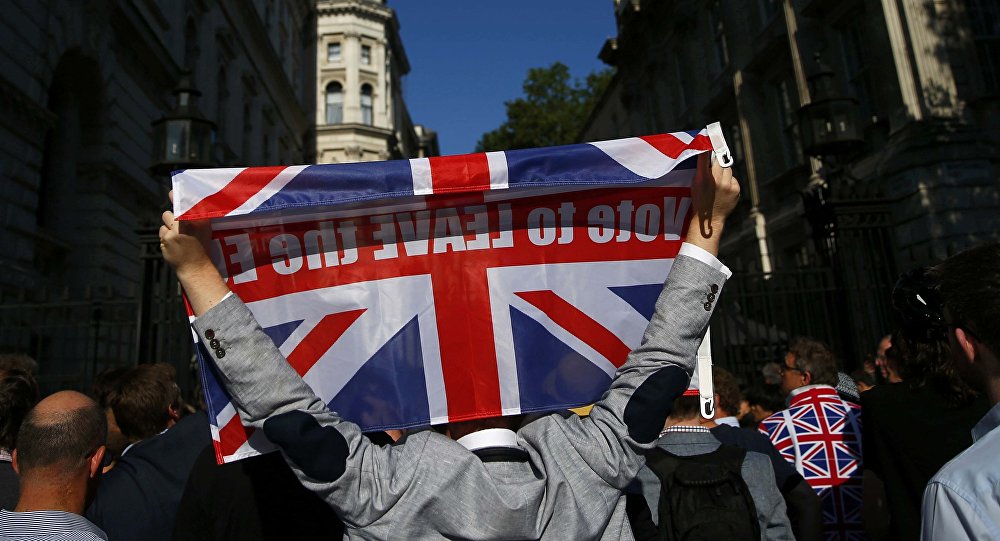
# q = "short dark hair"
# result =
<box><xmin>788</xmin><ymin>337</ymin><xmax>839</xmax><ymax>387</ymax></box>
<box><xmin>934</xmin><ymin>241</ymin><xmax>1000</xmax><ymax>354</ymax></box>
<box><xmin>92</xmin><ymin>366</ymin><xmax>130</xmax><ymax>409</ymax></box>
<box><xmin>16</xmin><ymin>399</ymin><xmax>106</xmax><ymax>472</ymax></box>
<box><xmin>850</xmin><ymin>369</ymin><xmax>876</xmax><ymax>388</ymax></box>
<box><xmin>0</xmin><ymin>369</ymin><xmax>38</xmax><ymax>450</ymax></box>
<box><xmin>109</xmin><ymin>364</ymin><xmax>181</xmax><ymax>440</ymax></box>
<box><xmin>712</xmin><ymin>367</ymin><xmax>742</xmax><ymax>416</ymax></box>
<box><xmin>670</xmin><ymin>395</ymin><xmax>701</xmax><ymax>419</ymax></box>
<box><xmin>892</xmin><ymin>327</ymin><xmax>979</xmax><ymax>406</ymax></box>
<box><xmin>745</xmin><ymin>385</ymin><xmax>785</xmax><ymax>413</ymax></box>
<box><xmin>0</xmin><ymin>353</ymin><xmax>37</xmax><ymax>375</ymax></box>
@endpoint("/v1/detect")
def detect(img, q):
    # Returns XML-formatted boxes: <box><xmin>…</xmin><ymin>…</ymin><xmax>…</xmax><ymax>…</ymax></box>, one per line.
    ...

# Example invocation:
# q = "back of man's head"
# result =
<box><xmin>0</xmin><ymin>353</ymin><xmax>38</xmax><ymax>376</ymax></box>
<box><xmin>15</xmin><ymin>391</ymin><xmax>106</xmax><ymax>476</ymax></box>
<box><xmin>712</xmin><ymin>367</ymin><xmax>742</xmax><ymax>417</ymax></box>
<box><xmin>109</xmin><ymin>363</ymin><xmax>181</xmax><ymax>441</ymax></box>
<box><xmin>665</xmin><ymin>395</ymin><xmax>702</xmax><ymax>426</ymax></box>
<box><xmin>0</xmin><ymin>369</ymin><xmax>39</xmax><ymax>451</ymax></box>
<box><xmin>934</xmin><ymin>241</ymin><xmax>1000</xmax><ymax>355</ymax></box>
<box><xmin>788</xmin><ymin>337</ymin><xmax>839</xmax><ymax>387</ymax></box>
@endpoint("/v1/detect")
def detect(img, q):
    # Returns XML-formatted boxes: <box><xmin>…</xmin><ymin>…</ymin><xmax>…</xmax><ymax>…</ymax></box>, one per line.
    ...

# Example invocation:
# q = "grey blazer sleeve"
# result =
<box><xmin>742</xmin><ymin>452</ymin><xmax>795</xmax><ymax>541</ymax></box>
<box><xmin>520</xmin><ymin>253</ymin><xmax>728</xmax><ymax>488</ymax></box>
<box><xmin>191</xmin><ymin>294</ymin><xmax>411</xmax><ymax>528</ymax></box>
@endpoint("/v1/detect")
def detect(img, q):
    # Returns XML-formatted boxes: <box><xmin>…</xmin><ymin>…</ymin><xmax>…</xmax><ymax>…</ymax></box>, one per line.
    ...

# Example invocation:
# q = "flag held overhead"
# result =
<box><xmin>174</xmin><ymin>125</ymin><xmax>729</xmax><ymax>463</ymax></box>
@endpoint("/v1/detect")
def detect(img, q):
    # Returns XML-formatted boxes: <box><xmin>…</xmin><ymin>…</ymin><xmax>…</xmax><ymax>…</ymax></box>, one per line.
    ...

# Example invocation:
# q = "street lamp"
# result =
<box><xmin>797</xmin><ymin>54</ymin><xmax>864</xmax><ymax>158</ymax></box>
<box><xmin>150</xmin><ymin>72</ymin><xmax>216</xmax><ymax>176</ymax></box>
<box><xmin>139</xmin><ymin>72</ymin><xmax>214</xmax><ymax>367</ymax></box>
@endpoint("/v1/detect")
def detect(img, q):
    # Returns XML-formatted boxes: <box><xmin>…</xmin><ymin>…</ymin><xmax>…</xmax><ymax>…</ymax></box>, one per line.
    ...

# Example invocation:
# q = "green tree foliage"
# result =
<box><xmin>475</xmin><ymin>62</ymin><xmax>612</xmax><ymax>152</ymax></box>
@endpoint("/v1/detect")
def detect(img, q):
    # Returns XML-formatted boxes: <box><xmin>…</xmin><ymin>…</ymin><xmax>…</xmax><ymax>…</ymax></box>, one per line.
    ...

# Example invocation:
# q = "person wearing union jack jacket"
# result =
<box><xmin>158</xmin><ymin>153</ymin><xmax>740</xmax><ymax>540</ymax></box>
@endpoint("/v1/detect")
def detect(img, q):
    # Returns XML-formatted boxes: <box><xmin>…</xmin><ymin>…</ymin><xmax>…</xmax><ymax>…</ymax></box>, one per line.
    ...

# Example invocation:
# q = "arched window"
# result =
<box><xmin>360</xmin><ymin>84</ymin><xmax>373</xmax><ymax>125</ymax></box>
<box><xmin>325</xmin><ymin>82</ymin><xmax>343</xmax><ymax>124</ymax></box>
<box><xmin>184</xmin><ymin>19</ymin><xmax>199</xmax><ymax>74</ymax></box>
<box><xmin>216</xmin><ymin>67</ymin><xmax>227</xmax><ymax>142</ymax></box>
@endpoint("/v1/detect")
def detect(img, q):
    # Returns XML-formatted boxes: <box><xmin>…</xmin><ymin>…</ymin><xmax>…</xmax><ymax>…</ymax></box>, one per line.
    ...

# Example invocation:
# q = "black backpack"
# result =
<box><xmin>638</xmin><ymin>444</ymin><xmax>760</xmax><ymax>541</ymax></box>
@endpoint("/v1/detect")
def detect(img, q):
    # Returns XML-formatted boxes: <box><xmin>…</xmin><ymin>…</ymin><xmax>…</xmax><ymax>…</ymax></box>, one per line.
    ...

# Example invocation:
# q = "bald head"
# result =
<box><xmin>16</xmin><ymin>391</ymin><xmax>106</xmax><ymax>474</ymax></box>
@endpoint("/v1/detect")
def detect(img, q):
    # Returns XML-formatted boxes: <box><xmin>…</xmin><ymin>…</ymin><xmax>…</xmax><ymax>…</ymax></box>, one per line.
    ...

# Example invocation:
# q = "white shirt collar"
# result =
<box><xmin>455</xmin><ymin>428</ymin><xmax>519</xmax><ymax>451</ymax></box>
<box><xmin>715</xmin><ymin>416</ymin><xmax>739</xmax><ymax>427</ymax></box>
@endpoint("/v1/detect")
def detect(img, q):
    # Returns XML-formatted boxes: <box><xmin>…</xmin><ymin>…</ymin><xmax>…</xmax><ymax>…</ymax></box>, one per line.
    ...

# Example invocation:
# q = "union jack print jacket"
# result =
<box><xmin>760</xmin><ymin>384</ymin><xmax>867</xmax><ymax>541</ymax></box>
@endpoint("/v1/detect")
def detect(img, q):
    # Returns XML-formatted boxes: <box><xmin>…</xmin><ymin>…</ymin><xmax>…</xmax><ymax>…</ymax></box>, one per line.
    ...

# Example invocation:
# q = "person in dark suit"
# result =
<box><xmin>173</xmin><ymin>443</ymin><xmax>344</xmax><ymax>541</ymax></box>
<box><xmin>86</xmin><ymin>363</ymin><xmax>210</xmax><ymax>541</ymax></box>
<box><xmin>0</xmin><ymin>369</ymin><xmax>39</xmax><ymax>510</ymax></box>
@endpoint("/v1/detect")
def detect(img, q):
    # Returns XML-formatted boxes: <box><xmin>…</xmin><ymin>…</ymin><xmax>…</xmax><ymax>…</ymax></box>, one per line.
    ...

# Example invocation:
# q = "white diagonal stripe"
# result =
<box><xmin>172</xmin><ymin>167</ymin><xmax>246</xmax><ymax>217</ymax></box>
<box><xmin>590</xmin><ymin>137</ymin><xmax>683</xmax><ymax>179</ymax></box>
<box><xmin>226</xmin><ymin>165</ymin><xmax>309</xmax><ymax>217</ymax></box>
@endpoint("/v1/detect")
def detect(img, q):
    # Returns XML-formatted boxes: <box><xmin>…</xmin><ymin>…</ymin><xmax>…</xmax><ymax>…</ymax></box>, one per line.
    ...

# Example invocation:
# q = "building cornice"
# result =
<box><xmin>316</xmin><ymin>1</ymin><xmax>394</xmax><ymax>23</ymax></box>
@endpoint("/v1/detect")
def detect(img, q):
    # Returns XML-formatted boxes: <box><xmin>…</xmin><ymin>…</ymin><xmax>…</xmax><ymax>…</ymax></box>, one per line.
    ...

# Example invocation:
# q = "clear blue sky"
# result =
<box><xmin>392</xmin><ymin>2</ymin><xmax>617</xmax><ymax>155</ymax></box>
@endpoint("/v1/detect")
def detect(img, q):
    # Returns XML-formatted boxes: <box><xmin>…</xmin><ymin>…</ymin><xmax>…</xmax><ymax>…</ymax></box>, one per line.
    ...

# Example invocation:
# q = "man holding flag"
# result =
<box><xmin>159</xmin><ymin>149</ymin><xmax>739</xmax><ymax>539</ymax></box>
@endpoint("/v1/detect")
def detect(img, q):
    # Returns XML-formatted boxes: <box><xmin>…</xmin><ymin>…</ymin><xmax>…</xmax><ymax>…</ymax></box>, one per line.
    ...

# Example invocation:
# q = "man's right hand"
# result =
<box><xmin>684</xmin><ymin>153</ymin><xmax>740</xmax><ymax>256</ymax></box>
<box><xmin>160</xmin><ymin>191</ymin><xmax>231</xmax><ymax>316</ymax></box>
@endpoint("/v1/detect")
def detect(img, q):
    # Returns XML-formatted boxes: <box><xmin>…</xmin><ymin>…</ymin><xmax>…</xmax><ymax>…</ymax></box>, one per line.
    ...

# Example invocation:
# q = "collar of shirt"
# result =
<box><xmin>786</xmin><ymin>384</ymin><xmax>838</xmax><ymax>406</ymax></box>
<box><xmin>120</xmin><ymin>427</ymin><xmax>171</xmax><ymax>457</ymax></box>
<box><xmin>456</xmin><ymin>428</ymin><xmax>520</xmax><ymax>451</ymax></box>
<box><xmin>972</xmin><ymin>401</ymin><xmax>1000</xmax><ymax>442</ymax></box>
<box><xmin>0</xmin><ymin>449</ymin><xmax>11</xmax><ymax>463</ymax></box>
<box><xmin>714</xmin><ymin>416</ymin><xmax>739</xmax><ymax>428</ymax></box>
<box><xmin>0</xmin><ymin>509</ymin><xmax>108</xmax><ymax>540</ymax></box>
<box><xmin>660</xmin><ymin>425</ymin><xmax>712</xmax><ymax>437</ymax></box>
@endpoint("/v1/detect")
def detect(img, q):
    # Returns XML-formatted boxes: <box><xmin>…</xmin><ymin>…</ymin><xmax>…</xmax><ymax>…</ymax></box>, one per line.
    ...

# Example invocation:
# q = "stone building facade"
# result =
<box><xmin>0</xmin><ymin>0</ymin><xmax>434</xmax><ymax>388</ymax></box>
<box><xmin>314</xmin><ymin>0</ymin><xmax>437</xmax><ymax>163</ymax></box>
<box><xmin>582</xmin><ymin>0</ymin><xmax>1000</xmax><ymax>367</ymax></box>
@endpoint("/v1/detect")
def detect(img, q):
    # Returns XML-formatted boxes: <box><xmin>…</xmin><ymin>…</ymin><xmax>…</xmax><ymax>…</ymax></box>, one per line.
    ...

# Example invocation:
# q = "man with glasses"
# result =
<box><xmin>759</xmin><ymin>337</ymin><xmax>864</xmax><ymax>541</ymax></box>
<box><xmin>922</xmin><ymin>241</ymin><xmax>1000</xmax><ymax>540</ymax></box>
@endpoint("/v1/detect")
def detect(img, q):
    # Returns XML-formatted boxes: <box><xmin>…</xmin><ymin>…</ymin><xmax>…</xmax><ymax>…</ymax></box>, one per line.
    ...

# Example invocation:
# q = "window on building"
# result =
<box><xmin>711</xmin><ymin>6</ymin><xmax>729</xmax><ymax>74</ymax></box>
<box><xmin>216</xmin><ymin>67</ymin><xmax>227</xmax><ymax>142</ymax></box>
<box><xmin>673</xmin><ymin>57</ymin><xmax>688</xmax><ymax>116</ymax></box>
<box><xmin>774</xmin><ymin>78</ymin><xmax>802</xmax><ymax>169</ymax></box>
<box><xmin>328</xmin><ymin>42</ymin><xmax>341</xmax><ymax>62</ymax></box>
<box><xmin>184</xmin><ymin>19</ymin><xmax>199</xmax><ymax>74</ymax></box>
<box><xmin>758</xmin><ymin>0</ymin><xmax>781</xmax><ymax>25</ymax></box>
<box><xmin>361</xmin><ymin>44</ymin><xmax>372</xmax><ymax>65</ymax></box>
<box><xmin>325</xmin><ymin>82</ymin><xmax>343</xmax><ymax>124</ymax></box>
<box><xmin>360</xmin><ymin>84</ymin><xmax>373</xmax><ymax>125</ymax></box>
<box><xmin>968</xmin><ymin>0</ymin><xmax>1000</xmax><ymax>94</ymax></box>
<box><xmin>838</xmin><ymin>16</ymin><xmax>875</xmax><ymax>121</ymax></box>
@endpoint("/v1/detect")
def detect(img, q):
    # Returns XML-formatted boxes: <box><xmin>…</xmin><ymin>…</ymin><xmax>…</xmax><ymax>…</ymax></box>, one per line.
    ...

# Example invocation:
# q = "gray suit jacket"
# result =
<box><xmin>192</xmin><ymin>253</ymin><xmax>727</xmax><ymax>540</ymax></box>
<box><xmin>634</xmin><ymin>430</ymin><xmax>795</xmax><ymax>541</ymax></box>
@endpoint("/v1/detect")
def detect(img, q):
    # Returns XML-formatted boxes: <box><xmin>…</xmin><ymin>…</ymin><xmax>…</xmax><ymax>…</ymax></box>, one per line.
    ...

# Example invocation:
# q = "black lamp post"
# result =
<box><xmin>796</xmin><ymin>55</ymin><xmax>895</xmax><ymax>370</ymax></box>
<box><xmin>797</xmin><ymin>54</ymin><xmax>864</xmax><ymax>158</ymax></box>
<box><xmin>138</xmin><ymin>72</ymin><xmax>214</xmax><ymax>366</ymax></box>
<box><xmin>150</xmin><ymin>72</ymin><xmax>216</xmax><ymax>176</ymax></box>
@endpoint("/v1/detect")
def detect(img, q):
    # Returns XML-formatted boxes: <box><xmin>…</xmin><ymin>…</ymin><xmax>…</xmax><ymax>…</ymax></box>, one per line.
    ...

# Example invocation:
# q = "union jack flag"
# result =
<box><xmin>759</xmin><ymin>386</ymin><xmax>867</xmax><ymax>541</ymax></box>
<box><xmin>174</xmin><ymin>125</ymin><xmax>728</xmax><ymax>463</ymax></box>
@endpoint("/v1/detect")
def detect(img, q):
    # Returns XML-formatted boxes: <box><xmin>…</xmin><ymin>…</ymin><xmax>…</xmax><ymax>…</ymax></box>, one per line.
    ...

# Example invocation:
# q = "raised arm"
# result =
<box><xmin>522</xmin><ymin>154</ymin><xmax>740</xmax><ymax>485</ymax></box>
<box><xmin>159</xmin><ymin>202</ymin><xmax>400</xmax><ymax>527</ymax></box>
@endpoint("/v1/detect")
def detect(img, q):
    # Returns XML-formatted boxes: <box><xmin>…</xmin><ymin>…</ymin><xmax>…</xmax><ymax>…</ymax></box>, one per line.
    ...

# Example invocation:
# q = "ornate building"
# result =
<box><xmin>582</xmin><ymin>0</ymin><xmax>1000</xmax><ymax>370</ymax></box>
<box><xmin>0</xmin><ymin>0</ymin><xmax>434</xmax><ymax>390</ymax></box>
<box><xmin>314</xmin><ymin>0</ymin><xmax>437</xmax><ymax>163</ymax></box>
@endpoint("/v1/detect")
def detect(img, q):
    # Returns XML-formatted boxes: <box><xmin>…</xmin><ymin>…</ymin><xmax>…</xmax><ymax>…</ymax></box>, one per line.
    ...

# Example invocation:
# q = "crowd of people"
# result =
<box><xmin>0</xmin><ymin>156</ymin><xmax>996</xmax><ymax>540</ymax></box>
